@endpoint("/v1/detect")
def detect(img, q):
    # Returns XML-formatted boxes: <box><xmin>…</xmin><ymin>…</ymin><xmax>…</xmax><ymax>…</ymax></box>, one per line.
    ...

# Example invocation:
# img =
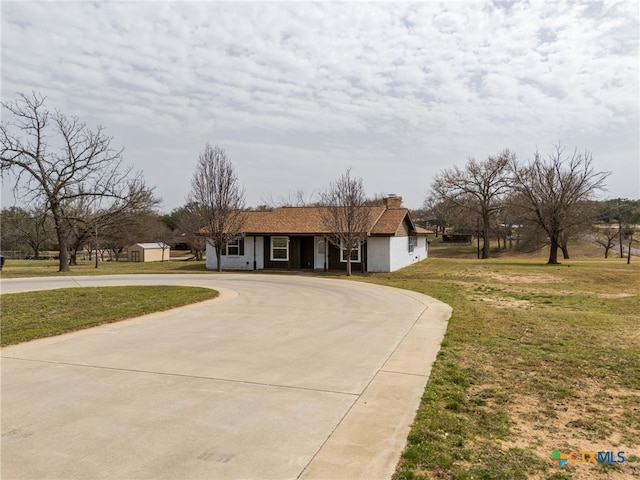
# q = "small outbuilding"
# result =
<box><xmin>127</xmin><ymin>243</ymin><xmax>171</xmax><ymax>262</ymax></box>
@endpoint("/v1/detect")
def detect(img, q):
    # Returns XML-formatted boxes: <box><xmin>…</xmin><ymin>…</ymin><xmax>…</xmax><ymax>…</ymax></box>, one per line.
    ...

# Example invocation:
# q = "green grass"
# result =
<box><xmin>350</xmin><ymin>252</ymin><xmax>640</xmax><ymax>479</ymax></box>
<box><xmin>1</xmin><ymin>286</ymin><xmax>218</xmax><ymax>346</ymax></box>
<box><xmin>0</xmin><ymin>258</ymin><xmax>212</xmax><ymax>278</ymax></box>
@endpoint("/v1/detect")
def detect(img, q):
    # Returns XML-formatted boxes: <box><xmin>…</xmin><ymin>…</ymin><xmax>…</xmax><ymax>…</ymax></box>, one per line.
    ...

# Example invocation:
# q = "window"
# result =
<box><xmin>270</xmin><ymin>236</ymin><xmax>289</xmax><ymax>261</ymax></box>
<box><xmin>225</xmin><ymin>239</ymin><xmax>244</xmax><ymax>256</ymax></box>
<box><xmin>408</xmin><ymin>236</ymin><xmax>416</xmax><ymax>254</ymax></box>
<box><xmin>340</xmin><ymin>242</ymin><xmax>361</xmax><ymax>263</ymax></box>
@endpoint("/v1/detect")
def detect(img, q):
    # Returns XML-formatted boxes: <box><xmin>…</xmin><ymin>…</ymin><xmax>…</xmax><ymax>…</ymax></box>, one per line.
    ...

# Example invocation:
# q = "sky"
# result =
<box><xmin>2</xmin><ymin>0</ymin><xmax>638</xmax><ymax>212</ymax></box>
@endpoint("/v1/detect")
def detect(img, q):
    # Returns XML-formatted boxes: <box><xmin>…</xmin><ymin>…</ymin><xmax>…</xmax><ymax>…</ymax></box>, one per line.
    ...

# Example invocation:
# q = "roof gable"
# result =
<box><xmin>370</xmin><ymin>209</ymin><xmax>409</xmax><ymax>235</ymax></box>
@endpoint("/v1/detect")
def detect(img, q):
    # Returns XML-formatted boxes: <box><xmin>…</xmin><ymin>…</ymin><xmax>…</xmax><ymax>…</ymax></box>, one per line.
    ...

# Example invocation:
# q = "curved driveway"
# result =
<box><xmin>1</xmin><ymin>274</ymin><xmax>451</xmax><ymax>480</ymax></box>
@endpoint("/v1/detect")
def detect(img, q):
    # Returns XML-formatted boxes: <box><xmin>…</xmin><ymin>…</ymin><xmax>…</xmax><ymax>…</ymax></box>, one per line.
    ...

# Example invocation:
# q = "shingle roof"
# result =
<box><xmin>236</xmin><ymin>205</ymin><xmax>425</xmax><ymax>237</ymax></box>
<box><xmin>242</xmin><ymin>206</ymin><xmax>386</xmax><ymax>235</ymax></box>
<box><xmin>369</xmin><ymin>208</ymin><xmax>411</xmax><ymax>235</ymax></box>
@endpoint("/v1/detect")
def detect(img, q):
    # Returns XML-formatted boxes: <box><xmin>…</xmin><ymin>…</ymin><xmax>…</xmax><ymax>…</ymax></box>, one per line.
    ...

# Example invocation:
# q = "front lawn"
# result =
<box><xmin>357</xmin><ymin>257</ymin><xmax>639</xmax><ymax>479</ymax></box>
<box><xmin>1</xmin><ymin>286</ymin><xmax>218</xmax><ymax>346</ymax></box>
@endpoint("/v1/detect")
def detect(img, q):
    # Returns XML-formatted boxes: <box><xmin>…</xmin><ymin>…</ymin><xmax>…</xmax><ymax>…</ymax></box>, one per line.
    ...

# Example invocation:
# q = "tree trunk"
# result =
<box><xmin>57</xmin><ymin>238</ymin><xmax>70</xmax><ymax>271</ymax></box>
<box><xmin>216</xmin><ymin>242</ymin><xmax>222</xmax><ymax>272</ymax></box>
<box><xmin>560</xmin><ymin>244</ymin><xmax>570</xmax><ymax>260</ymax></box>
<box><xmin>627</xmin><ymin>237</ymin><xmax>633</xmax><ymax>264</ymax></box>
<box><xmin>618</xmin><ymin>217</ymin><xmax>624</xmax><ymax>258</ymax></box>
<box><xmin>346</xmin><ymin>257</ymin><xmax>352</xmax><ymax>276</ymax></box>
<box><xmin>482</xmin><ymin>217</ymin><xmax>491</xmax><ymax>259</ymax></box>
<box><xmin>604</xmin><ymin>246</ymin><xmax>610</xmax><ymax>259</ymax></box>
<box><xmin>52</xmin><ymin>206</ymin><xmax>70</xmax><ymax>272</ymax></box>
<box><xmin>547</xmin><ymin>235</ymin><xmax>561</xmax><ymax>264</ymax></box>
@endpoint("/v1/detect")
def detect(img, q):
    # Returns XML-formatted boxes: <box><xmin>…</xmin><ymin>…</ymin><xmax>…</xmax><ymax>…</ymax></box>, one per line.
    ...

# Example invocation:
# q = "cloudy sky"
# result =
<box><xmin>2</xmin><ymin>0</ymin><xmax>638</xmax><ymax>211</ymax></box>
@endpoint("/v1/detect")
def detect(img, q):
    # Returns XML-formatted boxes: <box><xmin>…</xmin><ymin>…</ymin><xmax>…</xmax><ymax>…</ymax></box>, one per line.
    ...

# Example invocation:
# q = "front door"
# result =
<box><xmin>300</xmin><ymin>237</ymin><xmax>314</xmax><ymax>269</ymax></box>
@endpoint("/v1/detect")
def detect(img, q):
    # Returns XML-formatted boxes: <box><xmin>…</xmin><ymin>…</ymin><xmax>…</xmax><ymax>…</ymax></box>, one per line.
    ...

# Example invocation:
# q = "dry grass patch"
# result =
<box><xmin>471</xmin><ymin>271</ymin><xmax>563</xmax><ymax>284</ymax></box>
<box><xmin>505</xmin><ymin>386</ymin><xmax>640</xmax><ymax>480</ymax></box>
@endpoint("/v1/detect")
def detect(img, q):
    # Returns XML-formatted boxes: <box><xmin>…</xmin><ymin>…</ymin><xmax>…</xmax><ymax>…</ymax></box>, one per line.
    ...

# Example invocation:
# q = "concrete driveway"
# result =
<box><xmin>1</xmin><ymin>274</ymin><xmax>451</xmax><ymax>480</ymax></box>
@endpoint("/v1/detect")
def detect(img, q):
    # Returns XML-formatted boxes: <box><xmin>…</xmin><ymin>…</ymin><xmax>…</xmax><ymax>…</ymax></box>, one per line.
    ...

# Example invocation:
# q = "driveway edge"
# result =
<box><xmin>299</xmin><ymin>290</ymin><xmax>452</xmax><ymax>480</ymax></box>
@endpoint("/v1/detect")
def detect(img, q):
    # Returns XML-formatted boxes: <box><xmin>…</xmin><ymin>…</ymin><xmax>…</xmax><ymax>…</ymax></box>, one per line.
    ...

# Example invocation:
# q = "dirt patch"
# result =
<box><xmin>596</xmin><ymin>293</ymin><xmax>636</xmax><ymax>299</ymax></box>
<box><xmin>473</xmin><ymin>272</ymin><xmax>563</xmax><ymax>284</ymax></box>
<box><xmin>502</xmin><ymin>385</ymin><xmax>640</xmax><ymax>479</ymax></box>
<box><xmin>475</xmin><ymin>296</ymin><xmax>532</xmax><ymax>309</ymax></box>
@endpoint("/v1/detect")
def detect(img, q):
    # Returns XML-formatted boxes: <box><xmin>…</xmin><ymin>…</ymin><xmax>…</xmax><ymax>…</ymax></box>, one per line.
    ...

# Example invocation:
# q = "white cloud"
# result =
<box><xmin>2</xmin><ymin>0</ymin><xmax>638</xmax><ymax>209</ymax></box>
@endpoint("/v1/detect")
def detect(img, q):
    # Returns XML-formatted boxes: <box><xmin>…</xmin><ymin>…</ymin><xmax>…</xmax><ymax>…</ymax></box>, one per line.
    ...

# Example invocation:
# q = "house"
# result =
<box><xmin>127</xmin><ymin>242</ymin><xmax>171</xmax><ymax>262</ymax></box>
<box><xmin>205</xmin><ymin>196</ymin><xmax>430</xmax><ymax>273</ymax></box>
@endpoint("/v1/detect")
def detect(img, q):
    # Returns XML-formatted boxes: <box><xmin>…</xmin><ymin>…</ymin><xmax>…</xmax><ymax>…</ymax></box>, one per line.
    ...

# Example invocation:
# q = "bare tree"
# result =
<box><xmin>188</xmin><ymin>144</ymin><xmax>246</xmax><ymax>272</ymax></box>
<box><xmin>174</xmin><ymin>203</ymin><xmax>207</xmax><ymax>260</ymax></box>
<box><xmin>149</xmin><ymin>217</ymin><xmax>173</xmax><ymax>261</ymax></box>
<box><xmin>1</xmin><ymin>92</ymin><xmax>155</xmax><ymax>271</ymax></box>
<box><xmin>617</xmin><ymin>199</ymin><xmax>640</xmax><ymax>264</ymax></box>
<box><xmin>510</xmin><ymin>145</ymin><xmax>610</xmax><ymax>264</ymax></box>
<box><xmin>431</xmin><ymin>150</ymin><xmax>514</xmax><ymax>259</ymax></box>
<box><xmin>623</xmin><ymin>227</ymin><xmax>637</xmax><ymax>265</ymax></box>
<box><xmin>0</xmin><ymin>205</ymin><xmax>54</xmax><ymax>258</ymax></box>
<box><xmin>594</xmin><ymin>225</ymin><xmax>620</xmax><ymax>258</ymax></box>
<box><xmin>557</xmin><ymin>201</ymin><xmax>599</xmax><ymax>259</ymax></box>
<box><xmin>364</xmin><ymin>192</ymin><xmax>388</xmax><ymax>206</ymax></box>
<box><xmin>262</xmin><ymin>188</ymin><xmax>318</xmax><ymax>208</ymax></box>
<box><xmin>100</xmin><ymin>209</ymin><xmax>161</xmax><ymax>262</ymax></box>
<box><xmin>320</xmin><ymin>167</ymin><xmax>370</xmax><ymax>276</ymax></box>
<box><xmin>58</xmin><ymin>178</ymin><xmax>158</xmax><ymax>266</ymax></box>
<box><xmin>423</xmin><ymin>196</ymin><xmax>462</xmax><ymax>237</ymax></box>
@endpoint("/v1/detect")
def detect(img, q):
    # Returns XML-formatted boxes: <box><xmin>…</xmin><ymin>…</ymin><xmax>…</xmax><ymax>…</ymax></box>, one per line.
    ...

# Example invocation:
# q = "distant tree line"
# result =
<box><xmin>424</xmin><ymin>146</ymin><xmax>638</xmax><ymax>264</ymax></box>
<box><xmin>0</xmin><ymin>204</ymin><xmax>175</xmax><ymax>263</ymax></box>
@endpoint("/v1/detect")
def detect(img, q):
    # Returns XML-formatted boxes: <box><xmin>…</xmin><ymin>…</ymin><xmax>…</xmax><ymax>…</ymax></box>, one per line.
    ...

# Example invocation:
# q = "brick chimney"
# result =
<box><xmin>383</xmin><ymin>194</ymin><xmax>402</xmax><ymax>209</ymax></box>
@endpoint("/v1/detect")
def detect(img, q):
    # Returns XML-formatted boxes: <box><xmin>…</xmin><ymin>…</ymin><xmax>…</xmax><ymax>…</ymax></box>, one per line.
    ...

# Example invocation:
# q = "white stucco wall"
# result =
<box><xmin>367</xmin><ymin>235</ymin><xmax>428</xmax><ymax>273</ymax></box>
<box><xmin>388</xmin><ymin>235</ymin><xmax>428</xmax><ymax>272</ymax></box>
<box><xmin>417</xmin><ymin>235</ymin><xmax>428</xmax><ymax>256</ymax></box>
<box><xmin>206</xmin><ymin>236</ymin><xmax>263</xmax><ymax>270</ymax></box>
<box><xmin>366</xmin><ymin>237</ymin><xmax>391</xmax><ymax>272</ymax></box>
<box><xmin>205</xmin><ymin>242</ymin><xmax>216</xmax><ymax>269</ymax></box>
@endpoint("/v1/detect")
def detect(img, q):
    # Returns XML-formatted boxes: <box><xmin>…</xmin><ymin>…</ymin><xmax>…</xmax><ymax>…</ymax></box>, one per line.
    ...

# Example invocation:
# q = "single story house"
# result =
<box><xmin>127</xmin><ymin>242</ymin><xmax>171</xmax><ymax>262</ymax></box>
<box><xmin>206</xmin><ymin>196</ymin><xmax>430</xmax><ymax>273</ymax></box>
